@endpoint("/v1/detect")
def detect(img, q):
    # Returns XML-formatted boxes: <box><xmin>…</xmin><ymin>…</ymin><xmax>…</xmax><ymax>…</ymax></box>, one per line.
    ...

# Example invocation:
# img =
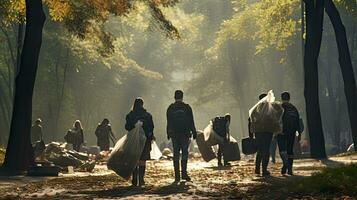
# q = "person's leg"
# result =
<box><xmin>255</xmin><ymin>134</ymin><xmax>263</xmax><ymax>175</ymax></box>
<box><xmin>132</xmin><ymin>166</ymin><xmax>138</xmax><ymax>186</ymax></box>
<box><xmin>181</xmin><ymin>136</ymin><xmax>191</xmax><ymax>181</ymax></box>
<box><xmin>172</xmin><ymin>137</ymin><xmax>181</xmax><ymax>182</ymax></box>
<box><xmin>138</xmin><ymin>160</ymin><xmax>146</xmax><ymax>186</ymax></box>
<box><xmin>217</xmin><ymin>144</ymin><xmax>223</xmax><ymax>166</ymax></box>
<box><xmin>286</xmin><ymin>132</ymin><xmax>296</xmax><ymax>175</ymax></box>
<box><xmin>261</xmin><ymin>133</ymin><xmax>273</xmax><ymax>176</ymax></box>
<box><xmin>277</xmin><ymin>134</ymin><xmax>288</xmax><ymax>175</ymax></box>
<box><xmin>270</xmin><ymin>138</ymin><xmax>277</xmax><ymax>163</ymax></box>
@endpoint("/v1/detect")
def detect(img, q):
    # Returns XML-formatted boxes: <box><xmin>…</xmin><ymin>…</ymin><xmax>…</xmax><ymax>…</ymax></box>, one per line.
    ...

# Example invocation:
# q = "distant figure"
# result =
<box><xmin>249</xmin><ymin>93</ymin><xmax>273</xmax><ymax>176</ymax></box>
<box><xmin>167</xmin><ymin>90</ymin><xmax>197</xmax><ymax>183</ymax></box>
<box><xmin>212</xmin><ymin>113</ymin><xmax>231</xmax><ymax>167</ymax></box>
<box><xmin>95</xmin><ymin>118</ymin><xmax>116</xmax><ymax>151</ymax></box>
<box><xmin>125</xmin><ymin>97</ymin><xmax>155</xmax><ymax>186</ymax></box>
<box><xmin>279</xmin><ymin>92</ymin><xmax>301</xmax><ymax>175</ymax></box>
<box><xmin>69</xmin><ymin>120</ymin><xmax>84</xmax><ymax>152</ymax></box>
<box><xmin>31</xmin><ymin>118</ymin><xmax>43</xmax><ymax>144</ymax></box>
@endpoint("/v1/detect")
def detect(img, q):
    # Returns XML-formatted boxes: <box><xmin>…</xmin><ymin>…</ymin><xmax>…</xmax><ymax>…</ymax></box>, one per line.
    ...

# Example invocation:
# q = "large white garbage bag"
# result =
<box><xmin>204</xmin><ymin>122</ymin><xmax>224</xmax><ymax>146</ymax></box>
<box><xmin>150</xmin><ymin>141</ymin><xmax>162</xmax><ymax>160</ymax></box>
<box><xmin>107</xmin><ymin>126</ymin><xmax>146</xmax><ymax>180</ymax></box>
<box><xmin>249</xmin><ymin>90</ymin><xmax>284</xmax><ymax>134</ymax></box>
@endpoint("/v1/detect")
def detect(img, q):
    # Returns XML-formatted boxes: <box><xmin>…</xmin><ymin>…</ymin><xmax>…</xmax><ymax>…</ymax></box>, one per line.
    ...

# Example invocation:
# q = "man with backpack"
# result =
<box><xmin>279</xmin><ymin>92</ymin><xmax>301</xmax><ymax>175</ymax></box>
<box><xmin>212</xmin><ymin>113</ymin><xmax>231</xmax><ymax>167</ymax></box>
<box><xmin>167</xmin><ymin>90</ymin><xmax>197</xmax><ymax>183</ymax></box>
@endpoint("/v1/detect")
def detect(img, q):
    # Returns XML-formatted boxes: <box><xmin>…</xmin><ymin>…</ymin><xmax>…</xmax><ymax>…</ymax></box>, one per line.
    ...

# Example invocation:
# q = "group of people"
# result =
<box><xmin>249</xmin><ymin>92</ymin><xmax>302</xmax><ymax>176</ymax></box>
<box><xmin>31</xmin><ymin>89</ymin><xmax>301</xmax><ymax>186</ymax></box>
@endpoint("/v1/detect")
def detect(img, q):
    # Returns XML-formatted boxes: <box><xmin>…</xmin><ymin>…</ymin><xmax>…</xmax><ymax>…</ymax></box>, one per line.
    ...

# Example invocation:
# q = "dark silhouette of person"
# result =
<box><xmin>125</xmin><ymin>97</ymin><xmax>154</xmax><ymax>186</ymax></box>
<box><xmin>212</xmin><ymin>113</ymin><xmax>231</xmax><ymax>167</ymax></box>
<box><xmin>69</xmin><ymin>120</ymin><xmax>84</xmax><ymax>152</ymax></box>
<box><xmin>95</xmin><ymin>118</ymin><xmax>116</xmax><ymax>151</ymax></box>
<box><xmin>279</xmin><ymin>92</ymin><xmax>300</xmax><ymax>175</ymax></box>
<box><xmin>249</xmin><ymin>93</ymin><xmax>273</xmax><ymax>176</ymax></box>
<box><xmin>31</xmin><ymin>118</ymin><xmax>43</xmax><ymax>144</ymax></box>
<box><xmin>167</xmin><ymin>90</ymin><xmax>197</xmax><ymax>183</ymax></box>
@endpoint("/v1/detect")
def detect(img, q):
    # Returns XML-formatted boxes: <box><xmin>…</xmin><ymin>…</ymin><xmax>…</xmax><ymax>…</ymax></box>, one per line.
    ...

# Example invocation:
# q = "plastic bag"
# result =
<box><xmin>196</xmin><ymin>131</ymin><xmax>216</xmax><ymax>162</ymax></box>
<box><xmin>222</xmin><ymin>136</ymin><xmax>241</xmax><ymax>161</ymax></box>
<box><xmin>242</xmin><ymin>137</ymin><xmax>257</xmax><ymax>155</ymax></box>
<box><xmin>249</xmin><ymin>90</ymin><xmax>283</xmax><ymax>134</ymax></box>
<box><xmin>107</xmin><ymin>126</ymin><xmax>147</xmax><ymax>180</ymax></box>
<box><xmin>204</xmin><ymin>122</ymin><xmax>224</xmax><ymax>146</ymax></box>
<box><xmin>150</xmin><ymin>141</ymin><xmax>162</xmax><ymax>160</ymax></box>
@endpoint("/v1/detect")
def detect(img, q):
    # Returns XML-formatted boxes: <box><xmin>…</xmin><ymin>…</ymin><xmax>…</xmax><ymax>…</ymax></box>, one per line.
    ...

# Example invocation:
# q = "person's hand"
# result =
<box><xmin>135</xmin><ymin>120</ymin><xmax>143</xmax><ymax>127</ymax></box>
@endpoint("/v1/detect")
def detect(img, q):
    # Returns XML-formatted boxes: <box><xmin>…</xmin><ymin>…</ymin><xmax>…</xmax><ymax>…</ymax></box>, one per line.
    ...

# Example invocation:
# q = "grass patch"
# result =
<box><xmin>295</xmin><ymin>164</ymin><xmax>357</xmax><ymax>196</ymax></box>
<box><xmin>0</xmin><ymin>148</ymin><xmax>5</xmax><ymax>164</ymax></box>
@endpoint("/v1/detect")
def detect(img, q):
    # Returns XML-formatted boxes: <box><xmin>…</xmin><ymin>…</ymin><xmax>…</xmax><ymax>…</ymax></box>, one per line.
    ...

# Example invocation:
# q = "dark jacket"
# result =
<box><xmin>282</xmin><ymin>102</ymin><xmax>300</xmax><ymax>134</ymax></box>
<box><xmin>212</xmin><ymin>117</ymin><xmax>230</xmax><ymax>141</ymax></box>
<box><xmin>31</xmin><ymin>124</ymin><xmax>43</xmax><ymax>144</ymax></box>
<box><xmin>125</xmin><ymin>108</ymin><xmax>154</xmax><ymax>139</ymax></box>
<box><xmin>95</xmin><ymin>124</ymin><xmax>115</xmax><ymax>146</ymax></box>
<box><xmin>167</xmin><ymin>101</ymin><xmax>196</xmax><ymax>138</ymax></box>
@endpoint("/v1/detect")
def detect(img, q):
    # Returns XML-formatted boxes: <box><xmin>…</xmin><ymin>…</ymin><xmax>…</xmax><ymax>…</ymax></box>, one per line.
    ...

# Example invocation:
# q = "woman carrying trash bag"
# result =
<box><xmin>125</xmin><ymin>97</ymin><xmax>155</xmax><ymax>186</ymax></box>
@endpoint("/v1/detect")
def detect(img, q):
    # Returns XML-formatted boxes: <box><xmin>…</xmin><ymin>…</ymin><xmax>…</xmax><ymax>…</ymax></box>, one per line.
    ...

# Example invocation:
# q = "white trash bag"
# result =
<box><xmin>249</xmin><ymin>90</ymin><xmax>284</xmax><ymax>134</ymax></box>
<box><xmin>150</xmin><ymin>141</ymin><xmax>162</xmax><ymax>160</ymax></box>
<box><xmin>107</xmin><ymin>126</ymin><xmax>147</xmax><ymax>180</ymax></box>
<box><xmin>203</xmin><ymin>122</ymin><xmax>224</xmax><ymax>146</ymax></box>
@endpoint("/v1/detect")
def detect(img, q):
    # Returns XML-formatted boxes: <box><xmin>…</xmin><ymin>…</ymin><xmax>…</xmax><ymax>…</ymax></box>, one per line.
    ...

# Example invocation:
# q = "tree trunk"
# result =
<box><xmin>303</xmin><ymin>0</ymin><xmax>327</xmax><ymax>158</ymax></box>
<box><xmin>2</xmin><ymin>0</ymin><xmax>46</xmax><ymax>172</ymax></box>
<box><xmin>325</xmin><ymin>0</ymin><xmax>357</xmax><ymax>151</ymax></box>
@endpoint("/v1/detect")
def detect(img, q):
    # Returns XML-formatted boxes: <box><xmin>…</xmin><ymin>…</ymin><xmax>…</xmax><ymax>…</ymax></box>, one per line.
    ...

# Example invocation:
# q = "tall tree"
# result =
<box><xmin>325</xmin><ymin>0</ymin><xmax>357</xmax><ymax>151</ymax></box>
<box><xmin>303</xmin><ymin>0</ymin><xmax>326</xmax><ymax>158</ymax></box>
<box><xmin>2</xmin><ymin>0</ymin><xmax>46</xmax><ymax>171</ymax></box>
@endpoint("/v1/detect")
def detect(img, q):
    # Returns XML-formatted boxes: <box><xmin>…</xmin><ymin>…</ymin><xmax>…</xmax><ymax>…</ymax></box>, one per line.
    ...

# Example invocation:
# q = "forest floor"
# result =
<box><xmin>0</xmin><ymin>153</ymin><xmax>356</xmax><ymax>200</ymax></box>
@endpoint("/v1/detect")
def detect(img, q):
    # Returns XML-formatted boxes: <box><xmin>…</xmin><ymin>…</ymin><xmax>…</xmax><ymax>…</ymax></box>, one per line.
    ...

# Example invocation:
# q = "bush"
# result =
<box><xmin>295</xmin><ymin>164</ymin><xmax>357</xmax><ymax>195</ymax></box>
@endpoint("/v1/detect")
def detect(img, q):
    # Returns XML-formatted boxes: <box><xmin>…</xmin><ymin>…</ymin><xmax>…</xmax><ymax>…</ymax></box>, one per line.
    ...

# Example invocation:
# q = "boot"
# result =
<box><xmin>287</xmin><ymin>158</ymin><xmax>294</xmax><ymax>175</ymax></box>
<box><xmin>255</xmin><ymin>154</ymin><xmax>261</xmax><ymax>175</ymax></box>
<box><xmin>131</xmin><ymin>167</ymin><xmax>138</xmax><ymax>186</ymax></box>
<box><xmin>173</xmin><ymin>160</ymin><xmax>180</xmax><ymax>183</ymax></box>
<box><xmin>280</xmin><ymin>152</ymin><xmax>288</xmax><ymax>175</ymax></box>
<box><xmin>181</xmin><ymin>160</ymin><xmax>191</xmax><ymax>181</ymax></box>
<box><xmin>139</xmin><ymin>165</ymin><xmax>146</xmax><ymax>186</ymax></box>
<box><xmin>262</xmin><ymin>156</ymin><xmax>270</xmax><ymax>176</ymax></box>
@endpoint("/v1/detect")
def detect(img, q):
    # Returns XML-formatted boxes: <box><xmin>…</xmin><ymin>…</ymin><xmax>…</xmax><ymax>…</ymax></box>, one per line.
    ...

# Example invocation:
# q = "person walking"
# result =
<box><xmin>125</xmin><ymin>98</ymin><xmax>155</xmax><ymax>186</ymax></box>
<box><xmin>95</xmin><ymin>118</ymin><xmax>116</xmax><ymax>151</ymax></box>
<box><xmin>167</xmin><ymin>90</ymin><xmax>197</xmax><ymax>183</ymax></box>
<box><xmin>249</xmin><ymin>93</ymin><xmax>273</xmax><ymax>176</ymax></box>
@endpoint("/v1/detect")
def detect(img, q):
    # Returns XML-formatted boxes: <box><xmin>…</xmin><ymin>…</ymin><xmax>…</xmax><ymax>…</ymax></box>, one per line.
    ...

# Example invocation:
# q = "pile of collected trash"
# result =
<box><xmin>33</xmin><ymin>142</ymin><xmax>105</xmax><ymax>174</ymax></box>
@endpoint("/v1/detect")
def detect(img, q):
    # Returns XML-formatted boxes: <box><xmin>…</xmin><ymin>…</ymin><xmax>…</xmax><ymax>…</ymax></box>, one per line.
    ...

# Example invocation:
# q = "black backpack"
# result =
<box><xmin>171</xmin><ymin>105</ymin><xmax>189</xmax><ymax>133</ymax></box>
<box><xmin>283</xmin><ymin>104</ymin><xmax>299</xmax><ymax>133</ymax></box>
<box><xmin>212</xmin><ymin>117</ymin><xmax>227</xmax><ymax>137</ymax></box>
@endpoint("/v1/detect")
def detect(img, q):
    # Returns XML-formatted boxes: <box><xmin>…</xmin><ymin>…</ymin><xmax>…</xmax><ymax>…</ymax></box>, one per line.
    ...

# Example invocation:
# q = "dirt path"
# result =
<box><xmin>0</xmin><ymin>154</ymin><xmax>356</xmax><ymax>199</ymax></box>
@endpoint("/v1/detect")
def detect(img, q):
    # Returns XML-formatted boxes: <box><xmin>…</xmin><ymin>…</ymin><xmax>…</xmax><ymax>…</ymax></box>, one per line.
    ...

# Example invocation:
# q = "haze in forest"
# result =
<box><xmin>0</xmin><ymin>0</ymin><xmax>356</xmax><ymax>155</ymax></box>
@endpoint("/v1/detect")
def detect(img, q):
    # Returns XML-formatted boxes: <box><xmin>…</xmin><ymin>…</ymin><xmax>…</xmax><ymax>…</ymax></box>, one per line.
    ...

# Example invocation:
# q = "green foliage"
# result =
<box><xmin>214</xmin><ymin>0</ymin><xmax>299</xmax><ymax>55</ymax></box>
<box><xmin>295</xmin><ymin>164</ymin><xmax>357</xmax><ymax>195</ymax></box>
